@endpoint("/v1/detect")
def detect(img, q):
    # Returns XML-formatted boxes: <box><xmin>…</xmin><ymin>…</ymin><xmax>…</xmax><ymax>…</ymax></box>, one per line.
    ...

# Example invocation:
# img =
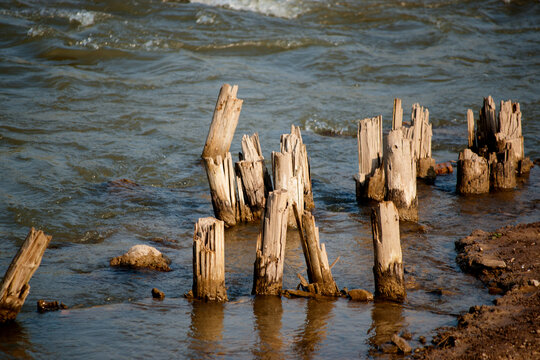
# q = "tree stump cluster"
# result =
<box><xmin>355</xmin><ymin>99</ymin><xmax>426</xmax><ymax>221</ymax></box>
<box><xmin>458</xmin><ymin>96</ymin><xmax>532</xmax><ymax>194</ymax></box>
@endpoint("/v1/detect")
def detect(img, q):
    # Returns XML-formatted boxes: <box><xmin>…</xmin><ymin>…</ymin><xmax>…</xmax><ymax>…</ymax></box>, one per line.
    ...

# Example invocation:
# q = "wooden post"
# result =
<box><xmin>202</xmin><ymin>84</ymin><xmax>243</xmax><ymax>159</ymax></box>
<box><xmin>456</xmin><ymin>148</ymin><xmax>490</xmax><ymax>194</ymax></box>
<box><xmin>203</xmin><ymin>153</ymin><xmax>237</xmax><ymax>227</ymax></box>
<box><xmin>272</xmin><ymin>151</ymin><xmax>303</xmax><ymax>227</ymax></box>
<box><xmin>477</xmin><ymin>95</ymin><xmax>497</xmax><ymax>153</ymax></box>
<box><xmin>467</xmin><ymin>109</ymin><xmax>475</xmax><ymax>150</ymax></box>
<box><xmin>371</xmin><ymin>201</ymin><xmax>405</xmax><ymax>302</ymax></box>
<box><xmin>410</xmin><ymin>103</ymin><xmax>435</xmax><ymax>179</ymax></box>
<box><xmin>392</xmin><ymin>98</ymin><xmax>403</xmax><ymax>130</ymax></box>
<box><xmin>236</xmin><ymin>133</ymin><xmax>273</xmax><ymax>222</ymax></box>
<box><xmin>293</xmin><ymin>206</ymin><xmax>339</xmax><ymax>296</ymax></box>
<box><xmin>355</xmin><ymin>115</ymin><xmax>385</xmax><ymax>202</ymax></box>
<box><xmin>252</xmin><ymin>189</ymin><xmax>289</xmax><ymax>296</ymax></box>
<box><xmin>193</xmin><ymin>217</ymin><xmax>227</xmax><ymax>302</ymax></box>
<box><xmin>0</xmin><ymin>228</ymin><xmax>52</xmax><ymax>322</ymax></box>
<box><xmin>384</xmin><ymin>128</ymin><xmax>418</xmax><ymax>222</ymax></box>
<box><xmin>280</xmin><ymin>125</ymin><xmax>314</xmax><ymax>210</ymax></box>
<box><xmin>490</xmin><ymin>150</ymin><xmax>517</xmax><ymax>190</ymax></box>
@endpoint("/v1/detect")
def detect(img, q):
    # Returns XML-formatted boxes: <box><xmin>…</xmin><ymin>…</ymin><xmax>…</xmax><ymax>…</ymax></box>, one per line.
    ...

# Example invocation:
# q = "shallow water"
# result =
<box><xmin>1</xmin><ymin>0</ymin><xmax>539</xmax><ymax>358</ymax></box>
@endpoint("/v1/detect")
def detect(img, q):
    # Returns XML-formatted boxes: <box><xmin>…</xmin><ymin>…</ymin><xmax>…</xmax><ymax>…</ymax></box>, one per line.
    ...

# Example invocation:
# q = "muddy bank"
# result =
<box><xmin>418</xmin><ymin>222</ymin><xmax>540</xmax><ymax>359</ymax></box>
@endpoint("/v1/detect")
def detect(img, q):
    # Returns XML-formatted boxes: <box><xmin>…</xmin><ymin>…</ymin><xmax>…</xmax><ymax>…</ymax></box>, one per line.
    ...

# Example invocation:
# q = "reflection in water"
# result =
<box><xmin>252</xmin><ymin>296</ymin><xmax>284</xmax><ymax>359</ymax></box>
<box><xmin>188</xmin><ymin>301</ymin><xmax>224</xmax><ymax>359</ymax></box>
<box><xmin>368</xmin><ymin>301</ymin><xmax>405</xmax><ymax>352</ymax></box>
<box><xmin>294</xmin><ymin>299</ymin><xmax>335</xmax><ymax>360</ymax></box>
<box><xmin>0</xmin><ymin>321</ymin><xmax>34</xmax><ymax>359</ymax></box>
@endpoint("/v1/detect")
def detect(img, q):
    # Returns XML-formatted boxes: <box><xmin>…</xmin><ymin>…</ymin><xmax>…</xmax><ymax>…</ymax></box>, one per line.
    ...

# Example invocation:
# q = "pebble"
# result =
<box><xmin>348</xmin><ymin>289</ymin><xmax>374</xmax><ymax>301</ymax></box>
<box><xmin>391</xmin><ymin>334</ymin><xmax>412</xmax><ymax>354</ymax></box>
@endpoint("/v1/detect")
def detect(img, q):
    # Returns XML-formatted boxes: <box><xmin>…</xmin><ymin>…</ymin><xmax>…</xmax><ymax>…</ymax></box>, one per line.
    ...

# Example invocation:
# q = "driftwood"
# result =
<box><xmin>371</xmin><ymin>202</ymin><xmax>406</xmax><ymax>302</ymax></box>
<box><xmin>202</xmin><ymin>84</ymin><xmax>243</xmax><ymax>159</ymax></box>
<box><xmin>384</xmin><ymin>128</ymin><xmax>418</xmax><ymax>222</ymax></box>
<box><xmin>457</xmin><ymin>149</ymin><xmax>490</xmax><ymax>194</ymax></box>
<box><xmin>0</xmin><ymin>228</ymin><xmax>52</xmax><ymax>322</ymax></box>
<box><xmin>293</xmin><ymin>205</ymin><xmax>339</xmax><ymax>296</ymax></box>
<box><xmin>355</xmin><ymin>115</ymin><xmax>385</xmax><ymax>202</ymax></box>
<box><xmin>193</xmin><ymin>217</ymin><xmax>227</xmax><ymax>301</ymax></box>
<box><xmin>252</xmin><ymin>189</ymin><xmax>289</xmax><ymax>296</ymax></box>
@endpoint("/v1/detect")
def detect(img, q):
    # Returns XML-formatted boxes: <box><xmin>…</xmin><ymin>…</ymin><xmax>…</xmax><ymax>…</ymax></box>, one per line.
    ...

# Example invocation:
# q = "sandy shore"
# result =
<box><xmin>417</xmin><ymin>222</ymin><xmax>540</xmax><ymax>359</ymax></box>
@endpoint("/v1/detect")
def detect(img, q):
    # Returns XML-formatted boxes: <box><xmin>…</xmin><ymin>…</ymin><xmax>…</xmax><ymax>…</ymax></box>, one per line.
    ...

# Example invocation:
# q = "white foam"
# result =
<box><xmin>69</xmin><ymin>10</ymin><xmax>96</xmax><ymax>27</ymax></box>
<box><xmin>191</xmin><ymin>0</ymin><xmax>307</xmax><ymax>19</ymax></box>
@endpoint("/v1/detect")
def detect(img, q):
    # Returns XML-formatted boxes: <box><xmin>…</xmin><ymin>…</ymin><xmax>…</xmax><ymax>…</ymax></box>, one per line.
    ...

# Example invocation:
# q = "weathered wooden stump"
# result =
<box><xmin>204</xmin><ymin>153</ymin><xmax>238</xmax><ymax>227</ymax></box>
<box><xmin>252</xmin><ymin>189</ymin><xmax>289</xmax><ymax>296</ymax></box>
<box><xmin>293</xmin><ymin>206</ymin><xmax>339</xmax><ymax>296</ymax></box>
<box><xmin>490</xmin><ymin>150</ymin><xmax>517</xmax><ymax>190</ymax></box>
<box><xmin>410</xmin><ymin>103</ymin><xmax>434</xmax><ymax>179</ymax></box>
<box><xmin>280</xmin><ymin>125</ymin><xmax>314</xmax><ymax>210</ymax></box>
<box><xmin>355</xmin><ymin>115</ymin><xmax>385</xmax><ymax>202</ymax></box>
<box><xmin>1</xmin><ymin>228</ymin><xmax>51</xmax><ymax>323</ymax></box>
<box><xmin>460</xmin><ymin>96</ymin><xmax>530</xmax><ymax>194</ymax></box>
<box><xmin>371</xmin><ymin>201</ymin><xmax>406</xmax><ymax>302</ymax></box>
<box><xmin>236</xmin><ymin>133</ymin><xmax>272</xmax><ymax>222</ymax></box>
<box><xmin>384</xmin><ymin>128</ymin><xmax>418</xmax><ymax>222</ymax></box>
<box><xmin>392</xmin><ymin>98</ymin><xmax>403</xmax><ymax>130</ymax></box>
<box><xmin>193</xmin><ymin>217</ymin><xmax>227</xmax><ymax>302</ymax></box>
<box><xmin>202</xmin><ymin>84</ymin><xmax>243</xmax><ymax>159</ymax></box>
<box><xmin>456</xmin><ymin>148</ymin><xmax>490</xmax><ymax>194</ymax></box>
<box><xmin>272</xmin><ymin>150</ymin><xmax>303</xmax><ymax>227</ymax></box>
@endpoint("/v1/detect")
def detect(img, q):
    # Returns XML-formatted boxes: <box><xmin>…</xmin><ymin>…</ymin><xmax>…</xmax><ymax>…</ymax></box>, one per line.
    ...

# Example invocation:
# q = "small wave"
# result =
<box><xmin>68</xmin><ymin>10</ymin><xmax>96</xmax><ymax>27</ymax></box>
<box><xmin>303</xmin><ymin>117</ymin><xmax>356</xmax><ymax>137</ymax></box>
<box><xmin>191</xmin><ymin>0</ymin><xmax>307</xmax><ymax>19</ymax></box>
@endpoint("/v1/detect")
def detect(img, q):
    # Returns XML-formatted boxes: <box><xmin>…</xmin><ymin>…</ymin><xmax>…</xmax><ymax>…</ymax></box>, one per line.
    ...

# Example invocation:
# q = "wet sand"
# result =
<box><xmin>418</xmin><ymin>222</ymin><xmax>540</xmax><ymax>359</ymax></box>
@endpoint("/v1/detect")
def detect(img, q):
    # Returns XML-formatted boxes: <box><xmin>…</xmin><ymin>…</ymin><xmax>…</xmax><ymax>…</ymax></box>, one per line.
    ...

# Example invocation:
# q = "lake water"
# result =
<box><xmin>1</xmin><ymin>0</ymin><xmax>539</xmax><ymax>358</ymax></box>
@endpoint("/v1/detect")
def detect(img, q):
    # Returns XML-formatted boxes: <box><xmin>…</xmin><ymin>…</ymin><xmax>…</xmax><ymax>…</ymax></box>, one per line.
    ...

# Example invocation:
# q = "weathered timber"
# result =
<box><xmin>410</xmin><ymin>103</ymin><xmax>434</xmax><ymax>178</ymax></box>
<box><xmin>202</xmin><ymin>84</ymin><xmax>243</xmax><ymax>159</ymax></box>
<box><xmin>490</xmin><ymin>150</ymin><xmax>517</xmax><ymax>190</ymax></box>
<box><xmin>496</xmin><ymin>100</ymin><xmax>524</xmax><ymax>160</ymax></box>
<box><xmin>456</xmin><ymin>148</ymin><xmax>490</xmax><ymax>194</ymax></box>
<box><xmin>0</xmin><ymin>228</ymin><xmax>52</xmax><ymax>323</ymax></box>
<box><xmin>280</xmin><ymin>125</ymin><xmax>314</xmax><ymax>210</ymax></box>
<box><xmin>459</xmin><ymin>96</ymin><xmax>530</xmax><ymax>194</ymax></box>
<box><xmin>293</xmin><ymin>205</ymin><xmax>339</xmax><ymax>296</ymax></box>
<box><xmin>384</xmin><ymin>128</ymin><xmax>418</xmax><ymax>222</ymax></box>
<box><xmin>204</xmin><ymin>153</ymin><xmax>238</xmax><ymax>227</ymax></box>
<box><xmin>252</xmin><ymin>189</ymin><xmax>289</xmax><ymax>296</ymax></box>
<box><xmin>392</xmin><ymin>98</ymin><xmax>403</xmax><ymax>130</ymax></box>
<box><xmin>477</xmin><ymin>95</ymin><xmax>498</xmax><ymax>153</ymax></box>
<box><xmin>236</xmin><ymin>134</ymin><xmax>272</xmax><ymax>222</ymax></box>
<box><xmin>467</xmin><ymin>108</ymin><xmax>475</xmax><ymax>149</ymax></box>
<box><xmin>272</xmin><ymin>151</ymin><xmax>303</xmax><ymax>227</ymax></box>
<box><xmin>355</xmin><ymin>115</ymin><xmax>385</xmax><ymax>202</ymax></box>
<box><xmin>193</xmin><ymin>217</ymin><xmax>227</xmax><ymax>301</ymax></box>
<box><xmin>371</xmin><ymin>201</ymin><xmax>406</xmax><ymax>302</ymax></box>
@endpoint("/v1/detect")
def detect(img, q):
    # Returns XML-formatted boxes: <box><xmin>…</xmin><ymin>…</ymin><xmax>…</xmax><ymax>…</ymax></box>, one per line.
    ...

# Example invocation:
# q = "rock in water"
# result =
<box><xmin>348</xmin><ymin>289</ymin><xmax>374</xmax><ymax>301</ymax></box>
<box><xmin>110</xmin><ymin>245</ymin><xmax>171</xmax><ymax>271</ymax></box>
<box><xmin>391</xmin><ymin>334</ymin><xmax>412</xmax><ymax>354</ymax></box>
<box><xmin>37</xmin><ymin>300</ymin><xmax>67</xmax><ymax>313</ymax></box>
<box><xmin>151</xmin><ymin>288</ymin><xmax>165</xmax><ymax>300</ymax></box>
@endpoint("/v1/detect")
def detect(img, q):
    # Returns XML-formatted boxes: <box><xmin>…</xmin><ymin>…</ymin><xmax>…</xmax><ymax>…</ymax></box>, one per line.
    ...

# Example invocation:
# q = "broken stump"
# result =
<box><xmin>0</xmin><ymin>228</ymin><xmax>52</xmax><ymax>323</ymax></box>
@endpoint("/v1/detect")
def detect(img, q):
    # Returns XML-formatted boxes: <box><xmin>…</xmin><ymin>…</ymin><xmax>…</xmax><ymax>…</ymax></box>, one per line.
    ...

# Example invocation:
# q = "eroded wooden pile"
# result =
<box><xmin>458</xmin><ymin>96</ymin><xmax>532</xmax><ymax>194</ymax></box>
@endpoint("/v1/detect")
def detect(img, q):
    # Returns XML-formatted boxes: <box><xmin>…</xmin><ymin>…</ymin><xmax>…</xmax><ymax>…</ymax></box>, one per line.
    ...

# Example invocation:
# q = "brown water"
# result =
<box><xmin>1</xmin><ymin>0</ymin><xmax>539</xmax><ymax>358</ymax></box>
